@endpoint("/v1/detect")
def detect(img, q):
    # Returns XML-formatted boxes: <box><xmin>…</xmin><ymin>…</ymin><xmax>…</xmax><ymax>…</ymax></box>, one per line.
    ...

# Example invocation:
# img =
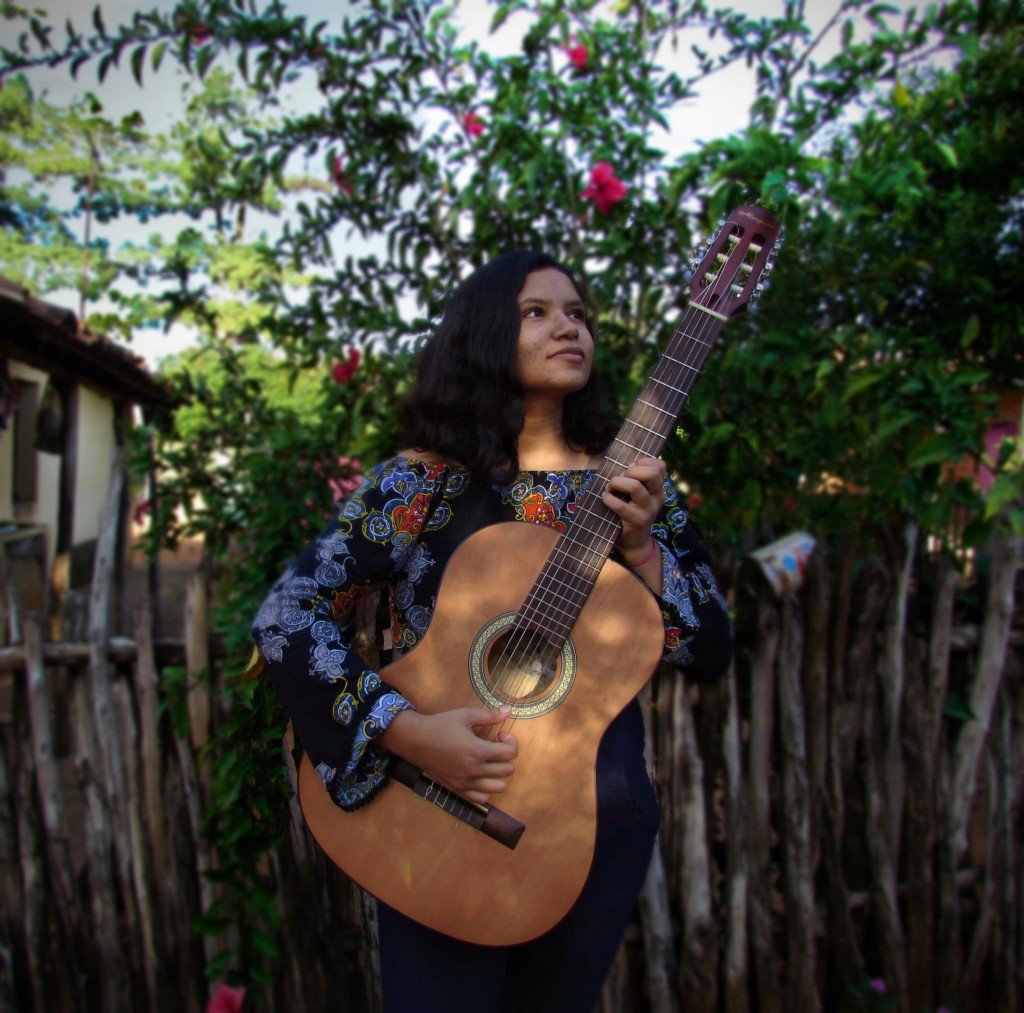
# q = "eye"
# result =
<box><xmin>522</xmin><ymin>306</ymin><xmax>543</xmax><ymax>318</ymax></box>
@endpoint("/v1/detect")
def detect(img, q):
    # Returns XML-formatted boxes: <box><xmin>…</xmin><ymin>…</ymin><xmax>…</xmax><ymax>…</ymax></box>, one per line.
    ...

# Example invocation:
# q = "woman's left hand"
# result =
<box><xmin>602</xmin><ymin>457</ymin><xmax>667</xmax><ymax>588</ymax></box>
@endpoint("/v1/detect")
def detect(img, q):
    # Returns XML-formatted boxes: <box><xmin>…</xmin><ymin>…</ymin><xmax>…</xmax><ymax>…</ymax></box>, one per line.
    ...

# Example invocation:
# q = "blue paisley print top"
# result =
<box><xmin>253</xmin><ymin>455</ymin><xmax>732</xmax><ymax>812</ymax></box>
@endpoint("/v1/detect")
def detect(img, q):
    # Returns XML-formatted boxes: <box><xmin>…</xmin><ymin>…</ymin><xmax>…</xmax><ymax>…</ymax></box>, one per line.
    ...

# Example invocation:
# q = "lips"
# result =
<box><xmin>550</xmin><ymin>349</ymin><xmax>585</xmax><ymax>362</ymax></box>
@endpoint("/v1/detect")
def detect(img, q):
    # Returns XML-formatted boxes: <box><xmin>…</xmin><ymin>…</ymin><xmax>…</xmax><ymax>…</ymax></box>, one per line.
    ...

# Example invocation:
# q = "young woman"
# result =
<box><xmin>253</xmin><ymin>251</ymin><xmax>732</xmax><ymax>1011</ymax></box>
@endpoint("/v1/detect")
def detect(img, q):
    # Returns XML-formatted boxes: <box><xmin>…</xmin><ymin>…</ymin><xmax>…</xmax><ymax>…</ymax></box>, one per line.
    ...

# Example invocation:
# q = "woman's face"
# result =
<box><xmin>514</xmin><ymin>268</ymin><xmax>594</xmax><ymax>398</ymax></box>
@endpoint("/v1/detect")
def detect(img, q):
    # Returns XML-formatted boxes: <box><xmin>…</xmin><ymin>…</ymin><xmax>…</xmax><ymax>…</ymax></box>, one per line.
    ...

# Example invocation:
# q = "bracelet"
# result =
<box><xmin>624</xmin><ymin>535</ymin><xmax>660</xmax><ymax>569</ymax></box>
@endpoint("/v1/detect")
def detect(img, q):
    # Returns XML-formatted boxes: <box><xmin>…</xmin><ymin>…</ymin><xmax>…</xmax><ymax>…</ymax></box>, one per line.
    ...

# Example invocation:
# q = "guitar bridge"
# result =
<box><xmin>390</xmin><ymin>759</ymin><xmax>525</xmax><ymax>850</ymax></box>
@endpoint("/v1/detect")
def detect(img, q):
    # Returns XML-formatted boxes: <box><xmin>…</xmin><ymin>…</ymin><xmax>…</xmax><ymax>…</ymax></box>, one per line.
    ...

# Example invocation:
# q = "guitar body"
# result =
<box><xmin>298</xmin><ymin>521</ymin><xmax>664</xmax><ymax>946</ymax></box>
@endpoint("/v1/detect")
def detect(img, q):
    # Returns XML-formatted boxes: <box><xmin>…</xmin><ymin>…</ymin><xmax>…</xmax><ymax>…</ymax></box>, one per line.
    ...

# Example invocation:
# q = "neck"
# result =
<box><xmin>516</xmin><ymin>396</ymin><xmax>595</xmax><ymax>471</ymax></box>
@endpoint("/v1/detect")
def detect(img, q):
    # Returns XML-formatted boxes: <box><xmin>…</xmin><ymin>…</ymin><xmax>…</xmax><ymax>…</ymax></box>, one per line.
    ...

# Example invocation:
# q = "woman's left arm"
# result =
<box><xmin>604</xmin><ymin>459</ymin><xmax>733</xmax><ymax>684</ymax></box>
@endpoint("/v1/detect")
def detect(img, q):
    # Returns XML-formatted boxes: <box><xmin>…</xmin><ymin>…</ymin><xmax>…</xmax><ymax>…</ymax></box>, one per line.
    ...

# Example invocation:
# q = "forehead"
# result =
<box><xmin>518</xmin><ymin>267</ymin><xmax>582</xmax><ymax>303</ymax></box>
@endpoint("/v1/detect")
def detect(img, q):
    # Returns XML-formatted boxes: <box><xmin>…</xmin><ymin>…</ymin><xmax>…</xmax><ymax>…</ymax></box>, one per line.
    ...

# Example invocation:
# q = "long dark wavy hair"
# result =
<box><xmin>400</xmin><ymin>251</ymin><xmax>619</xmax><ymax>479</ymax></box>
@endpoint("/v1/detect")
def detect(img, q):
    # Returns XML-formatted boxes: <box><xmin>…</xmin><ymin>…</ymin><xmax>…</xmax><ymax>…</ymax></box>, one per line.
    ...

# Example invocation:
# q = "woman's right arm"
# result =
<box><xmin>252</xmin><ymin>458</ymin><xmax>438</xmax><ymax>811</ymax></box>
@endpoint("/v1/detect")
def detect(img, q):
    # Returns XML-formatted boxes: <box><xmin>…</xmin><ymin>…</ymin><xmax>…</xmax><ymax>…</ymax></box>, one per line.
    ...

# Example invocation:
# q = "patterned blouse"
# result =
<box><xmin>253</xmin><ymin>455</ymin><xmax>732</xmax><ymax>812</ymax></box>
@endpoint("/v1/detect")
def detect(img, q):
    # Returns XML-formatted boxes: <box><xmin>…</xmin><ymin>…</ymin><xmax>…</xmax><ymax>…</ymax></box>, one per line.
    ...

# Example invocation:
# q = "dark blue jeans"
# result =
<box><xmin>377</xmin><ymin>700</ymin><xmax>659</xmax><ymax>1013</ymax></box>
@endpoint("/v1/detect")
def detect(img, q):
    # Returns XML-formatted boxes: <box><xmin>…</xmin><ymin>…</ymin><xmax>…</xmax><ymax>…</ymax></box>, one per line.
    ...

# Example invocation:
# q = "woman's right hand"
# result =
<box><xmin>378</xmin><ymin>705</ymin><xmax>518</xmax><ymax>804</ymax></box>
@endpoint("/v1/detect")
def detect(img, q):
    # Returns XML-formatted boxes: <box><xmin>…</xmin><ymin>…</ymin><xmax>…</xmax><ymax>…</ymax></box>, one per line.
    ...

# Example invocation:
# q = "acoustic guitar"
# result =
<box><xmin>298</xmin><ymin>203</ymin><xmax>782</xmax><ymax>945</ymax></box>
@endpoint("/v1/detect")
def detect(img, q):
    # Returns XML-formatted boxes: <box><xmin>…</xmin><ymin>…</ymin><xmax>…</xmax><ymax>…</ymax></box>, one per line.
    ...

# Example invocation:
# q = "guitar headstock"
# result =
<box><xmin>688</xmin><ymin>204</ymin><xmax>782</xmax><ymax>318</ymax></box>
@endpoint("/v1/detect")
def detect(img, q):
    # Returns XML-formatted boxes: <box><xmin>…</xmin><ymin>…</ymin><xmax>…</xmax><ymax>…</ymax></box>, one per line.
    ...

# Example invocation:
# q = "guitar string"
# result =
<box><xmin>481</xmin><ymin>232</ymin><xmax>746</xmax><ymax>737</ymax></box>
<box><xmin>483</xmin><ymin>226</ymin><xmax>756</xmax><ymax>740</ymax></box>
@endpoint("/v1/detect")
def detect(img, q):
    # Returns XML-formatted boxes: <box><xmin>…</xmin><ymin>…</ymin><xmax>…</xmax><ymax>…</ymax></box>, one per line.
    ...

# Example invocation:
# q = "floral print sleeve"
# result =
<box><xmin>649</xmin><ymin>478</ymin><xmax>733</xmax><ymax>683</ymax></box>
<box><xmin>252</xmin><ymin>457</ymin><xmax>449</xmax><ymax>811</ymax></box>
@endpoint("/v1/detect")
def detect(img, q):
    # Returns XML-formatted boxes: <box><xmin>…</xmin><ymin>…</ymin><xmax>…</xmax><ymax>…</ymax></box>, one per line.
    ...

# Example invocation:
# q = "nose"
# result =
<box><xmin>553</xmin><ymin>311</ymin><xmax>579</xmax><ymax>339</ymax></box>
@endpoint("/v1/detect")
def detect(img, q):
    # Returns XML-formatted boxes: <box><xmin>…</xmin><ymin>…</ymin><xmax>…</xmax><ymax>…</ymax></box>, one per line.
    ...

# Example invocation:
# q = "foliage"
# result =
<box><xmin>5</xmin><ymin>0</ymin><xmax>1024</xmax><ymax>996</ymax></box>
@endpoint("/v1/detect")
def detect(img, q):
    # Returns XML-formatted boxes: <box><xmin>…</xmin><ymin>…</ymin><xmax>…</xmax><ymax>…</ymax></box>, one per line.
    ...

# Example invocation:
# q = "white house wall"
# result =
<box><xmin>72</xmin><ymin>384</ymin><xmax>116</xmax><ymax>546</ymax></box>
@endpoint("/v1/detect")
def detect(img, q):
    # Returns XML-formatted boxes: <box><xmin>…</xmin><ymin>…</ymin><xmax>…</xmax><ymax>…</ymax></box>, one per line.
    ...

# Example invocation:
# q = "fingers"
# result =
<box><xmin>472</xmin><ymin>704</ymin><xmax>512</xmax><ymax>728</ymax></box>
<box><xmin>602</xmin><ymin>458</ymin><xmax>666</xmax><ymax>527</ymax></box>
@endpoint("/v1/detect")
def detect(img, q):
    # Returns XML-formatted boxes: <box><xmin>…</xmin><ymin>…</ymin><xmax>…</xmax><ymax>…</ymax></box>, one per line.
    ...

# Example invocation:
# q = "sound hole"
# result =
<box><xmin>485</xmin><ymin>630</ymin><xmax>561</xmax><ymax>705</ymax></box>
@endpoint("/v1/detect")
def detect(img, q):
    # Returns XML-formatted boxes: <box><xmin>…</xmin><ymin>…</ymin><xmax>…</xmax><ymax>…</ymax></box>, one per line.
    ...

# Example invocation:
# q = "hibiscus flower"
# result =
<box><xmin>462</xmin><ymin>110</ymin><xmax>485</xmax><ymax>137</ymax></box>
<box><xmin>580</xmin><ymin>161</ymin><xmax>628</xmax><ymax>213</ymax></box>
<box><xmin>565</xmin><ymin>43</ymin><xmax>588</xmax><ymax>70</ymax></box>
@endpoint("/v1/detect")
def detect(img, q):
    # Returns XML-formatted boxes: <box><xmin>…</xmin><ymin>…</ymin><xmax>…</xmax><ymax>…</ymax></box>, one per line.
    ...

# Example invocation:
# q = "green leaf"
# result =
<box><xmin>983</xmin><ymin>472</ymin><xmax>1024</xmax><ymax>521</ymax></box>
<box><xmin>936</xmin><ymin>141</ymin><xmax>958</xmax><ymax>168</ymax></box>
<box><xmin>130</xmin><ymin>44</ymin><xmax>146</xmax><ymax>85</ymax></box>
<box><xmin>906</xmin><ymin>432</ymin><xmax>962</xmax><ymax>469</ymax></box>
<box><xmin>151</xmin><ymin>39</ymin><xmax>167</xmax><ymax>74</ymax></box>
<box><xmin>841</xmin><ymin>369</ymin><xmax>885</xmax><ymax>401</ymax></box>
<box><xmin>943</xmin><ymin>692</ymin><xmax>979</xmax><ymax>723</ymax></box>
<box><xmin>960</xmin><ymin>314</ymin><xmax>980</xmax><ymax>348</ymax></box>
<box><xmin>251</xmin><ymin>930</ymin><xmax>280</xmax><ymax>957</ymax></box>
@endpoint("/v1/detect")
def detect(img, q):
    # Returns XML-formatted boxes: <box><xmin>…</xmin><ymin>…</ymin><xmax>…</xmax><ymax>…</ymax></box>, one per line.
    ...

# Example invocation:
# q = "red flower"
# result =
<box><xmin>462</xmin><ymin>111</ymin><xmax>485</xmax><ymax>138</ymax></box>
<box><xmin>185</xmin><ymin>22</ymin><xmax>212</xmax><ymax>44</ymax></box>
<box><xmin>332</xmin><ymin>155</ymin><xmax>353</xmax><ymax>195</ymax></box>
<box><xmin>565</xmin><ymin>43</ymin><xmax>588</xmax><ymax>70</ymax></box>
<box><xmin>133</xmin><ymin>499</ymin><xmax>153</xmax><ymax>526</ymax></box>
<box><xmin>580</xmin><ymin>161</ymin><xmax>628</xmax><ymax>214</ymax></box>
<box><xmin>687</xmin><ymin>492</ymin><xmax>703</xmax><ymax>511</ymax></box>
<box><xmin>332</xmin><ymin>347</ymin><xmax>361</xmax><ymax>384</ymax></box>
<box><xmin>781</xmin><ymin>497</ymin><xmax>798</xmax><ymax>511</ymax></box>
<box><xmin>207</xmin><ymin>984</ymin><xmax>245</xmax><ymax>1013</ymax></box>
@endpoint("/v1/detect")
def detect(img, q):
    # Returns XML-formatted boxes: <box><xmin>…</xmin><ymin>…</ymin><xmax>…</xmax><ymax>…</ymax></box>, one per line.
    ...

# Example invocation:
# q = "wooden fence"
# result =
<box><xmin>0</xmin><ymin>519</ymin><xmax>1021</xmax><ymax>1012</ymax></box>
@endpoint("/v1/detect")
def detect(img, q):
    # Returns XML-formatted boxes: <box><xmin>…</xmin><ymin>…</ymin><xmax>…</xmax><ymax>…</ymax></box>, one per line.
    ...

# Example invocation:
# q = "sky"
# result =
<box><xmin>2</xmin><ymin>0</ymin><xmax>890</xmax><ymax>367</ymax></box>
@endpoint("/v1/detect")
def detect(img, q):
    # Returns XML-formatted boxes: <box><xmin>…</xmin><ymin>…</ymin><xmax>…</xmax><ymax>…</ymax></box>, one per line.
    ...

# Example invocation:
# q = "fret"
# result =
<box><xmin>617</xmin><ymin>419</ymin><xmax>663</xmax><ymax>441</ymax></box>
<box><xmin>658</xmin><ymin>355</ymin><xmax>703</xmax><ymax>374</ymax></box>
<box><xmin>634</xmin><ymin>399</ymin><xmax>678</xmax><ymax>418</ymax></box>
<box><xmin>690</xmin><ymin>303</ymin><xmax>729</xmax><ymax>322</ymax></box>
<box><xmin>609</xmin><ymin>438</ymin><xmax>650</xmax><ymax>458</ymax></box>
<box><xmin>651</xmin><ymin>364</ymin><xmax>700</xmax><ymax>378</ymax></box>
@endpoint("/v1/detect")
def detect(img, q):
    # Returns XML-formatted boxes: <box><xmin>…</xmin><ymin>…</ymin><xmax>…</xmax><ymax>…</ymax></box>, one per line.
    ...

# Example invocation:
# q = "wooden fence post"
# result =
<box><xmin>675</xmin><ymin>679</ymin><xmax>716</xmax><ymax>1012</ymax></box>
<box><xmin>639</xmin><ymin>683</ymin><xmax>678</xmax><ymax>1013</ymax></box>
<box><xmin>879</xmin><ymin>520</ymin><xmax>918</xmax><ymax>868</ymax></box>
<box><xmin>22</xmin><ymin>614</ymin><xmax>86</xmax><ymax>1009</ymax></box>
<box><xmin>720</xmin><ymin>664</ymin><xmax>749</xmax><ymax>1013</ymax></box>
<box><xmin>132</xmin><ymin>595</ymin><xmax>171</xmax><ymax>945</ymax></box>
<box><xmin>778</xmin><ymin>595</ymin><xmax>819</xmax><ymax>1011</ymax></box>
<box><xmin>949</xmin><ymin>527</ymin><xmax>1022</xmax><ymax>861</ymax></box>
<box><xmin>746</xmin><ymin>586</ymin><xmax>780</xmax><ymax>1013</ymax></box>
<box><xmin>86</xmin><ymin>444</ymin><xmax>143</xmax><ymax>992</ymax></box>
<box><xmin>902</xmin><ymin>553</ymin><xmax>955</xmax><ymax>1007</ymax></box>
<box><xmin>70</xmin><ymin>669</ymin><xmax>122</xmax><ymax>1011</ymax></box>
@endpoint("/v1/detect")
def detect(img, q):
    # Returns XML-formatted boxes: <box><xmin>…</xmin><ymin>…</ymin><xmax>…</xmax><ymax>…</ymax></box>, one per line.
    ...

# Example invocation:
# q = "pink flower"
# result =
<box><xmin>868</xmin><ymin>979</ymin><xmax>887</xmax><ymax>993</ymax></box>
<box><xmin>462</xmin><ymin>111</ymin><xmax>485</xmax><ymax>137</ymax></box>
<box><xmin>565</xmin><ymin>43</ymin><xmax>588</xmax><ymax>70</ymax></box>
<box><xmin>185</xmin><ymin>22</ymin><xmax>212</xmax><ymax>44</ymax></box>
<box><xmin>328</xmin><ymin>456</ymin><xmax>362</xmax><ymax>501</ymax></box>
<box><xmin>687</xmin><ymin>492</ymin><xmax>703</xmax><ymax>511</ymax></box>
<box><xmin>332</xmin><ymin>347</ymin><xmax>361</xmax><ymax>384</ymax></box>
<box><xmin>332</xmin><ymin>156</ymin><xmax>353</xmax><ymax>195</ymax></box>
<box><xmin>580</xmin><ymin>161</ymin><xmax>628</xmax><ymax>214</ymax></box>
<box><xmin>133</xmin><ymin>499</ymin><xmax>153</xmax><ymax>526</ymax></box>
<box><xmin>207</xmin><ymin>983</ymin><xmax>245</xmax><ymax>1013</ymax></box>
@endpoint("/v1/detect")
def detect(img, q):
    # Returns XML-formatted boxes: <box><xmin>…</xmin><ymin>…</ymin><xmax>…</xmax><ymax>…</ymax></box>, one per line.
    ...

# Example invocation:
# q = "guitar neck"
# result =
<box><xmin>514</xmin><ymin>202</ymin><xmax>781</xmax><ymax>647</ymax></box>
